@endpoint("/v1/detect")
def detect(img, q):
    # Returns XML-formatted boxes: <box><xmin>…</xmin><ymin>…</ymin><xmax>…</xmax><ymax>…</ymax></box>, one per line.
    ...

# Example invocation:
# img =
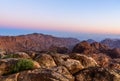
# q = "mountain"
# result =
<box><xmin>0</xmin><ymin>33</ymin><xmax>80</xmax><ymax>53</ymax></box>
<box><xmin>86</xmin><ymin>39</ymin><xmax>96</xmax><ymax>43</ymax></box>
<box><xmin>101</xmin><ymin>38</ymin><xmax>120</xmax><ymax>48</ymax></box>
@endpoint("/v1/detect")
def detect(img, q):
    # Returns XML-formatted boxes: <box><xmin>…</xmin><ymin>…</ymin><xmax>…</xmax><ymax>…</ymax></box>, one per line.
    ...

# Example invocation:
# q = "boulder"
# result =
<box><xmin>75</xmin><ymin>67</ymin><xmax>120</xmax><ymax>81</ymax></box>
<box><xmin>70</xmin><ymin>54</ymin><xmax>98</xmax><ymax>68</ymax></box>
<box><xmin>35</xmin><ymin>54</ymin><xmax>56</xmax><ymax>68</ymax></box>
<box><xmin>109</xmin><ymin>59</ymin><xmax>120</xmax><ymax>71</ymax></box>
<box><xmin>0</xmin><ymin>50</ymin><xmax>6</xmax><ymax>58</ymax></box>
<box><xmin>51</xmin><ymin>53</ymin><xmax>84</xmax><ymax>74</ymax></box>
<box><xmin>90</xmin><ymin>53</ymin><xmax>111</xmax><ymax>67</ymax></box>
<box><xmin>0</xmin><ymin>73</ymin><xmax>19</xmax><ymax>81</ymax></box>
<box><xmin>0</xmin><ymin>66</ymin><xmax>74</xmax><ymax>81</ymax></box>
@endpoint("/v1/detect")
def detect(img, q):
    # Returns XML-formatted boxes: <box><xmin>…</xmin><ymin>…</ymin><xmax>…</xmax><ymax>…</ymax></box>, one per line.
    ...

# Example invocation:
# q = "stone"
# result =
<box><xmin>35</xmin><ymin>54</ymin><xmax>56</xmax><ymax>68</ymax></box>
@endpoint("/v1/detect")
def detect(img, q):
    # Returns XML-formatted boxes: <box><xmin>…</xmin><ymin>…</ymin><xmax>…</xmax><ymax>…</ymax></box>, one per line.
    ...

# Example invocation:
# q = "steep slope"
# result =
<box><xmin>0</xmin><ymin>33</ymin><xmax>80</xmax><ymax>52</ymax></box>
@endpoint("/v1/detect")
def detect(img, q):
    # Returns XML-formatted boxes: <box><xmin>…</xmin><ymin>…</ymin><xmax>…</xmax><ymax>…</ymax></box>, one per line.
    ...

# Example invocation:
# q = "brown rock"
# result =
<box><xmin>70</xmin><ymin>53</ymin><xmax>98</xmax><ymax>68</ymax></box>
<box><xmin>0</xmin><ymin>50</ymin><xmax>6</xmax><ymax>58</ymax></box>
<box><xmin>0</xmin><ymin>66</ymin><xmax>74</xmax><ymax>81</ymax></box>
<box><xmin>72</xmin><ymin>41</ymin><xmax>92</xmax><ymax>54</ymax></box>
<box><xmin>72</xmin><ymin>41</ymin><xmax>110</xmax><ymax>54</ymax></box>
<box><xmin>3</xmin><ymin>52</ymin><xmax>31</xmax><ymax>59</ymax></box>
<box><xmin>109</xmin><ymin>48</ymin><xmax>120</xmax><ymax>58</ymax></box>
<box><xmin>75</xmin><ymin>67</ymin><xmax>120</xmax><ymax>81</ymax></box>
<box><xmin>18</xmin><ymin>67</ymin><xmax>74</xmax><ymax>81</ymax></box>
<box><xmin>35</xmin><ymin>54</ymin><xmax>56</xmax><ymax>68</ymax></box>
<box><xmin>14</xmin><ymin>52</ymin><xmax>31</xmax><ymax>59</ymax></box>
<box><xmin>0</xmin><ymin>58</ymin><xmax>40</xmax><ymax>75</ymax></box>
<box><xmin>48</xmin><ymin>45</ymin><xmax>68</xmax><ymax>54</ymax></box>
<box><xmin>0</xmin><ymin>58</ymin><xmax>19</xmax><ymax>75</ymax></box>
<box><xmin>51</xmin><ymin>53</ymin><xmax>84</xmax><ymax>74</ymax></box>
<box><xmin>0</xmin><ymin>73</ymin><xmax>19</xmax><ymax>81</ymax></box>
<box><xmin>90</xmin><ymin>53</ymin><xmax>111</xmax><ymax>67</ymax></box>
<box><xmin>109</xmin><ymin>59</ymin><xmax>120</xmax><ymax>70</ymax></box>
<box><xmin>0</xmin><ymin>33</ymin><xmax>79</xmax><ymax>53</ymax></box>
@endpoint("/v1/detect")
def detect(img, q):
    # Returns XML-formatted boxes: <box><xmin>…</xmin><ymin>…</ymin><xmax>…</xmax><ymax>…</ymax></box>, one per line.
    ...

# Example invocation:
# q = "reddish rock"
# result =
<box><xmin>72</xmin><ymin>41</ymin><xmax>92</xmax><ymax>54</ymax></box>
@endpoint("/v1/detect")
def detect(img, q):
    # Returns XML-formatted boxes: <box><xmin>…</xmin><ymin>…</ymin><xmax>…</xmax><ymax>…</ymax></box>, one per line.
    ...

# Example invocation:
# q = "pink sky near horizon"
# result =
<box><xmin>0</xmin><ymin>18</ymin><xmax>120</xmax><ymax>35</ymax></box>
<box><xmin>0</xmin><ymin>0</ymin><xmax>120</xmax><ymax>35</ymax></box>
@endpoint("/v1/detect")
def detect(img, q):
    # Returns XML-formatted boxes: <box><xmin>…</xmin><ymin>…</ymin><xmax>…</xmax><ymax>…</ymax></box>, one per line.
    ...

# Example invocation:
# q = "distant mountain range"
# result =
<box><xmin>0</xmin><ymin>33</ymin><xmax>120</xmax><ymax>53</ymax></box>
<box><xmin>0</xmin><ymin>33</ymin><xmax>80</xmax><ymax>52</ymax></box>
<box><xmin>86</xmin><ymin>38</ymin><xmax>120</xmax><ymax>49</ymax></box>
<box><xmin>101</xmin><ymin>38</ymin><xmax>120</xmax><ymax>48</ymax></box>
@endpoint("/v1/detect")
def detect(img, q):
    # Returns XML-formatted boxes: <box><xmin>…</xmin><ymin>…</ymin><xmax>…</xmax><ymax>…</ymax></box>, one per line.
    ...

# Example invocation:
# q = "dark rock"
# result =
<box><xmin>75</xmin><ymin>67</ymin><xmax>120</xmax><ymax>81</ymax></box>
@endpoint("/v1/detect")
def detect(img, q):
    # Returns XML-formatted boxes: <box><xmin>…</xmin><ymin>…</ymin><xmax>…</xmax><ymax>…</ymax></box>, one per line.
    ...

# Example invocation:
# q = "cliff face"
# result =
<box><xmin>0</xmin><ymin>33</ymin><xmax>80</xmax><ymax>52</ymax></box>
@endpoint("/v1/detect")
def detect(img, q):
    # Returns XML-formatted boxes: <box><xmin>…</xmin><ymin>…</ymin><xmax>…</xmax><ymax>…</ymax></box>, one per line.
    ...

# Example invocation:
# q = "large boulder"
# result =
<box><xmin>51</xmin><ymin>53</ymin><xmax>84</xmax><ymax>74</ymax></box>
<box><xmin>70</xmin><ymin>54</ymin><xmax>98</xmax><ymax>68</ymax></box>
<box><xmin>75</xmin><ymin>67</ymin><xmax>120</xmax><ymax>81</ymax></box>
<box><xmin>0</xmin><ymin>66</ymin><xmax>74</xmax><ymax>81</ymax></box>
<box><xmin>35</xmin><ymin>54</ymin><xmax>57</xmax><ymax>68</ymax></box>
<box><xmin>90</xmin><ymin>53</ymin><xmax>111</xmax><ymax>67</ymax></box>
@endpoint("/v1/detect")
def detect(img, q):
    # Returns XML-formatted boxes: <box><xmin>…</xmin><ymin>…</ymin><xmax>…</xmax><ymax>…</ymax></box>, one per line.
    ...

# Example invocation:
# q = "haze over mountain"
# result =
<box><xmin>0</xmin><ymin>27</ymin><xmax>120</xmax><ymax>41</ymax></box>
<box><xmin>101</xmin><ymin>38</ymin><xmax>120</xmax><ymax>48</ymax></box>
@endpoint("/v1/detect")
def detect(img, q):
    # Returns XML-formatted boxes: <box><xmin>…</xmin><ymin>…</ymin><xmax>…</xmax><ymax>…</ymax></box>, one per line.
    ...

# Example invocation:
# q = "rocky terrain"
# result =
<box><xmin>0</xmin><ymin>34</ymin><xmax>120</xmax><ymax>81</ymax></box>
<box><xmin>0</xmin><ymin>33</ymin><xmax>79</xmax><ymax>53</ymax></box>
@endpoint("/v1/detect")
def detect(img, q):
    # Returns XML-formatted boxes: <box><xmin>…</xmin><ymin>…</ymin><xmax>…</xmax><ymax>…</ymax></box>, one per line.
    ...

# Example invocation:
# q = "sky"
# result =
<box><xmin>0</xmin><ymin>0</ymin><xmax>120</xmax><ymax>41</ymax></box>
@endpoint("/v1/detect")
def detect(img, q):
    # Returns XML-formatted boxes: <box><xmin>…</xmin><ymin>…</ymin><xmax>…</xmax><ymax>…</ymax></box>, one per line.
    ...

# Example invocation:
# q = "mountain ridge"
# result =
<box><xmin>0</xmin><ymin>33</ymin><xmax>80</xmax><ymax>53</ymax></box>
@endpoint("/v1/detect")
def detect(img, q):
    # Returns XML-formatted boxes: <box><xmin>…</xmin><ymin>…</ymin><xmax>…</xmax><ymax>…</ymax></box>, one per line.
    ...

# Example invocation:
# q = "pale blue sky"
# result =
<box><xmin>0</xmin><ymin>0</ymin><xmax>120</xmax><ymax>40</ymax></box>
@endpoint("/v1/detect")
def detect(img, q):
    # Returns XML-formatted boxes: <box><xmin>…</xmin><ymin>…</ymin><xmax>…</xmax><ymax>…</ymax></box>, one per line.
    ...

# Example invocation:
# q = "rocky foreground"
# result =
<box><xmin>0</xmin><ymin>50</ymin><xmax>120</xmax><ymax>81</ymax></box>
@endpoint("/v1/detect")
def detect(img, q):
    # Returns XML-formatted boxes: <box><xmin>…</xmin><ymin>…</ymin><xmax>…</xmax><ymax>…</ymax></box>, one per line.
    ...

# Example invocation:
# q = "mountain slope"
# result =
<box><xmin>101</xmin><ymin>38</ymin><xmax>120</xmax><ymax>48</ymax></box>
<box><xmin>0</xmin><ymin>33</ymin><xmax>80</xmax><ymax>52</ymax></box>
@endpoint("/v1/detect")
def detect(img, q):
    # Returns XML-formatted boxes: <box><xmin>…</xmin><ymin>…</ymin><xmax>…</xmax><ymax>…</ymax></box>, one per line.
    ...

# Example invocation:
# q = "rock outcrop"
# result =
<box><xmin>35</xmin><ymin>54</ymin><xmax>57</xmax><ymax>68</ymax></box>
<box><xmin>0</xmin><ymin>66</ymin><xmax>74</xmax><ymax>81</ymax></box>
<box><xmin>75</xmin><ymin>67</ymin><xmax>120</xmax><ymax>81</ymax></box>
<box><xmin>72</xmin><ymin>41</ymin><xmax>109</xmax><ymax>54</ymax></box>
<box><xmin>0</xmin><ymin>53</ymin><xmax>119</xmax><ymax>81</ymax></box>
<box><xmin>0</xmin><ymin>58</ymin><xmax>40</xmax><ymax>75</ymax></box>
